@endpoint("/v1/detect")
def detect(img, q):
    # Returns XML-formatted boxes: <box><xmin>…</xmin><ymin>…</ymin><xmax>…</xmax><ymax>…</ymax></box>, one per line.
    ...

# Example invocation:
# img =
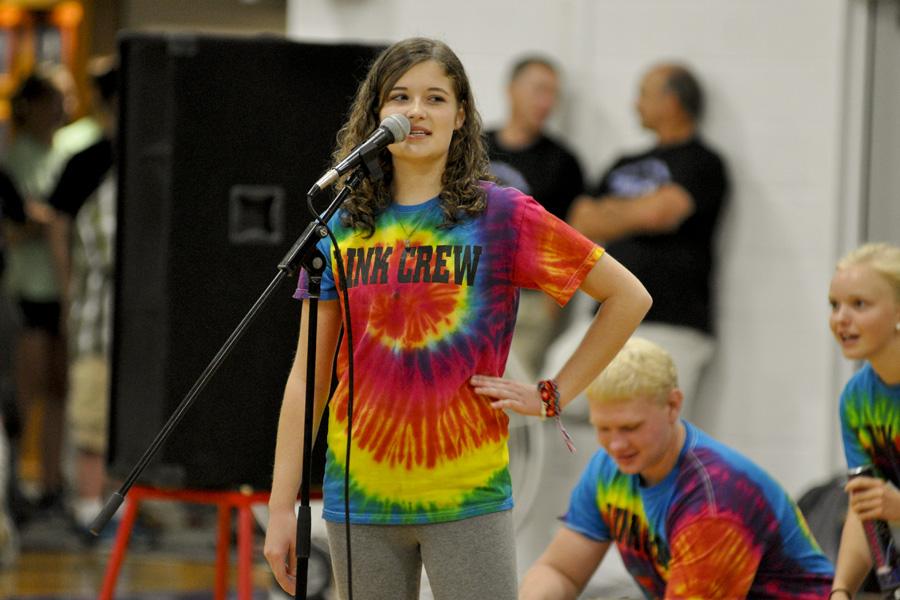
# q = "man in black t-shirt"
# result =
<box><xmin>485</xmin><ymin>56</ymin><xmax>584</xmax><ymax>221</ymax></box>
<box><xmin>567</xmin><ymin>63</ymin><xmax>729</xmax><ymax>415</ymax></box>
<box><xmin>485</xmin><ymin>56</ymin><xmax>586</xmax><ymax>376</ymax></box>
<box><xmin>531</xmin><ymin>63</ymin><xmax>728</xmax><ymax>599</ymax></box>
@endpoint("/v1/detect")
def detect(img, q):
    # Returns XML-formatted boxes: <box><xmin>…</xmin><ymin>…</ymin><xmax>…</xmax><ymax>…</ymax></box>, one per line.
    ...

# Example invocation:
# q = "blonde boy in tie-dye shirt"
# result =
<box><xmin>521</xmin><ymin>338</ymin><xmax>833</xmax><ymax>599</ymax></box>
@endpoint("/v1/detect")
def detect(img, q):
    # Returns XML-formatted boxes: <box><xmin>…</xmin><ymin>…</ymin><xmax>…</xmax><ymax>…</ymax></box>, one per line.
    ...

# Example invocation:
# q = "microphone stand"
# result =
<box><xmin>286</xmin><ymin>169</ymin><xmax>365</xmax><ymax>600</ymax></box>
<box><xmin>90</xmin><ymin>165</ymin><xmax>371</xmax><ymax>600</ymax></box>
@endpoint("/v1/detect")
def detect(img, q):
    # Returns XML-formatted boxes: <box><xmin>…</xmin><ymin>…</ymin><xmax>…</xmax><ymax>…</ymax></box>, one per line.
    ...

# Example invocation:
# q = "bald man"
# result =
<box><xmin>566</xmin><ymin>63</ymin><xmax>729</xmax><ymax>417</ymax></box>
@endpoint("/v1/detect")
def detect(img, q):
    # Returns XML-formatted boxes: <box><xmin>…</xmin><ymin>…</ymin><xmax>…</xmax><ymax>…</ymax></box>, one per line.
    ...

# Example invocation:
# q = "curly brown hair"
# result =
<box><xmin>334</xmin><ymin>38</ymin><xmax>491</xmax><ymax>237</ymax></box>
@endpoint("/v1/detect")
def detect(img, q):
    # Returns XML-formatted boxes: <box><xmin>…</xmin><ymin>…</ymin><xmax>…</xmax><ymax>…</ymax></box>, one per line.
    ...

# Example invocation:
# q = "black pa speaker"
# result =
<box><xmin>109</xmin><ymin>32</ymin><xmax>381</xmax><ymax>490</ymax></box>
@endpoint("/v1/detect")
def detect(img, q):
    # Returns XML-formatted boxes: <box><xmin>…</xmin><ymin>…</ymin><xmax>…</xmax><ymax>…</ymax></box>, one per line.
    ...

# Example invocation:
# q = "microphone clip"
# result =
<box><xmin>306</xmin><ymin>144</ymin><xmax>383</xmax><ymax>199</ymax></box>
<box><xmin>308</xmin><ymin>114</ymin><xmax>409</xmax><ymax>199</ymax></box>
<box><xmin>356</xmin><ymin>137</ymin><xmax>384</xmax><ymax>183</ymax></box>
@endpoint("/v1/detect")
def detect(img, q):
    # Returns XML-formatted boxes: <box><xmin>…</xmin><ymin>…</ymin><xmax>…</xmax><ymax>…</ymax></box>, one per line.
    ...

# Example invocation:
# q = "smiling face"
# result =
<box><xmin>829</xmin><ymin>264</ymin><xmax>900</xmax><ymax>364</ymax></box>
<box><xmin>589</xmin><ymin>391</ymin><xmax>684</xmax><ymax>486</ymax></box>
<box><xmin>378</xmin><ymin>60</ymin><xmax>465</xmax><ymax>169</ymax></box>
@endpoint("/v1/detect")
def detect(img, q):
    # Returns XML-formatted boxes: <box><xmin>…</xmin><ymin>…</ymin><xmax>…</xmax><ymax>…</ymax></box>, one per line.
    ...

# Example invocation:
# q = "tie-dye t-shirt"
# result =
<box><xmin>841</xmin><ymin>362</ymin><xmax>900</xmax><ymax>481</ymax></box>
<box><xmin>294</xmin><ymin>181</ymin><xmax>602</xmax><ymax>525</ymax></box>
<box><xmin>564</xmin><ymin>421</ymin><xmax>833</xmax><ymax>599</ymax></box>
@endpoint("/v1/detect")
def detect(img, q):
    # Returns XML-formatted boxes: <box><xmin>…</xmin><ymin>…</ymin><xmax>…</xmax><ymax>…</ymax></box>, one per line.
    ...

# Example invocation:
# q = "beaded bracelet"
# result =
<box><xmin>537</xmin><ymin>379</ymin><xmax>576</xmax><ymax>453</ymax></box>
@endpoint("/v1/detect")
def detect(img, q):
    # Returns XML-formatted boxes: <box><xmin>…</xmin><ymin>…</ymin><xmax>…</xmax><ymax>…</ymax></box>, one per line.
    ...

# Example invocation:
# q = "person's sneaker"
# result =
<box><xmin>71</xmin><ymin>516</ymin><xmax>114</xmax><ymax>548</ymax></box>
<box><xmin>70</xmin><ymin>497</ymin><xmax>117</xmax><ymax>548</ymax></box>
<box><xmin>72</xmin><ymin>510</ymin><xmax>160</xmax><ymax>551</ymax></box>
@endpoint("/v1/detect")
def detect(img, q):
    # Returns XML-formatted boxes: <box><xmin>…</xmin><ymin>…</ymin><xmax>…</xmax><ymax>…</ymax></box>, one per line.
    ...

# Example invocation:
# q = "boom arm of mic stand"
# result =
<box><xmin>89</xmin><ymin>168</ymin><xmax>367</xmax><ymax>539</ymax></box>
<box><xmin>88</xmin><ymin>271</ymin><xmax>289</xmax><ymax>535</ymax></box>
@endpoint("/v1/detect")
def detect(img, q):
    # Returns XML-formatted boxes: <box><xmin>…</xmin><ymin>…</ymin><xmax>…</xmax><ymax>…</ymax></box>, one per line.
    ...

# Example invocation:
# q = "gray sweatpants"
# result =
<box><xmin>326</xmin><ymin>510</ymin><xmax>517</xmax><ymax>600</ymax></box>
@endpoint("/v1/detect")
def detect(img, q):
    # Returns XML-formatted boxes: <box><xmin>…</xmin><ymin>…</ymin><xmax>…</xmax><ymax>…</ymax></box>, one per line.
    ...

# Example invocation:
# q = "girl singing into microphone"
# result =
<box><xmin>263</xmin><ymin>37</ymin><xmax>651</xmax><ymax>600</ymax></box>
<box><xmin>828</xmin><ymin>242</ymin><xmax>900</xmax><ymax>599</ymax></box>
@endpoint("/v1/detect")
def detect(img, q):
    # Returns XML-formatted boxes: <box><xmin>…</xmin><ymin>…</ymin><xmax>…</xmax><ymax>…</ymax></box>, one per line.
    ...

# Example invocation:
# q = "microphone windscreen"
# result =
<box><xmin>381</xmin><ymin>113</ymin><xmax>411</xmax><ymax>142</ymax></box>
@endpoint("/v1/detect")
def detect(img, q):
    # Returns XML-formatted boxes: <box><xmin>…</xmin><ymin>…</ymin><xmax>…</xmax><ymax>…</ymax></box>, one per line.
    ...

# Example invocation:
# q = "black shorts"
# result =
<box><xmin>18</xmin><ymin>299</ymin><xmax>62</xmax><ymax>337</ymax></box>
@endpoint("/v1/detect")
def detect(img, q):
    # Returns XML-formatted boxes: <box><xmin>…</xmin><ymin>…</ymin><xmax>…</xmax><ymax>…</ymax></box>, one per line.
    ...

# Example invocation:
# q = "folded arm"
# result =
<box><xmin>568</xmin><ymin>184</ymin><xmax>694</xmax><ymax>244</ymax></box>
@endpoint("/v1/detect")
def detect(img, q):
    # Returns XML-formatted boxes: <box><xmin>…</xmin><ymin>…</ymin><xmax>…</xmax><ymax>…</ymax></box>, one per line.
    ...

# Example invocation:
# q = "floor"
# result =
<box><xmin>0</xmin><ymin>498</ymin><xmax>295</xmax><ymax>600</ymax></box>
<box><xmin>0</xmin><ymin>498</ymin><xmax>618</xmax><ymax>600</ymax></box>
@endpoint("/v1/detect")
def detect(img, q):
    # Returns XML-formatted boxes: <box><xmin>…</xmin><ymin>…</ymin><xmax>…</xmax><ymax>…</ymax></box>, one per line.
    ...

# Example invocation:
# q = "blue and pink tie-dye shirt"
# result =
<box><xmin>841</xmin><ymin>362</ymin><xmax>900</xmax><ymax>481</ymax></box>
<box><xmin>564</xmin><ymin>421</ymin><xmax>833</xmax><ymax>599</ymax></box>
<box><xmin>295</xmin><ymin>181</ymin><xmax>603</xmax><ymax>525</ymax></box>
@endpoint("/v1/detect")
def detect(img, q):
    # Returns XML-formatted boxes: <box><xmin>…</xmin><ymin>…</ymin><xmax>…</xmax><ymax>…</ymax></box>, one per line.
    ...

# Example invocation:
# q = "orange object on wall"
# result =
<box><xmin>0</xmin><ymin>1</ymin><xmax>87</xmax><ymax>128</ymax></box>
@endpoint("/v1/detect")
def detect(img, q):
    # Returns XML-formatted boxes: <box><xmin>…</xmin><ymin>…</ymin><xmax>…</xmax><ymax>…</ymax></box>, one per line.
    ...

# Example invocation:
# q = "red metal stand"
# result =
<box><xmin>98</xmin><ymin>485</ymin><xmax>271</xmax><ymax>600</ymax></box>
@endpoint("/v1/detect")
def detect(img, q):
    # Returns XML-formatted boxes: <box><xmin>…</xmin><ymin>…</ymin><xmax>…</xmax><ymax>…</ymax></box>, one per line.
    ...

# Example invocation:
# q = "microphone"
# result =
<box><xmin>309</xmin><ymin>114</ymin><xmax>411</xmax><ymax>196</ymax></box>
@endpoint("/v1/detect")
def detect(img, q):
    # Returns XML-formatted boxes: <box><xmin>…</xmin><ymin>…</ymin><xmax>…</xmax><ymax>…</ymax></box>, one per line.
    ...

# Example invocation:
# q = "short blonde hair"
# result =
<box><xmin>837</xmin><ymin>242</ymin><xmax>900</xmax><ymax>302</ymax></box>
<box><xmin>586</xmin><ymin>337</ymin><xmax>678</xmax><ymax>405</ymax></box>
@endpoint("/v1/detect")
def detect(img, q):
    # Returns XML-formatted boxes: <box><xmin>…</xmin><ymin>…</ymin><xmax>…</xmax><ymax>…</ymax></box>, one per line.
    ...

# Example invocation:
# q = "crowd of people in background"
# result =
<box><xmin>0</xmin><ymin>57</ymin><xmax>118</xmax><ymax>566</ymax></box>
<box><xmin>0</xmin><ymin>37</ymin><xmax>897</xmax><ymax>600</ymax></box>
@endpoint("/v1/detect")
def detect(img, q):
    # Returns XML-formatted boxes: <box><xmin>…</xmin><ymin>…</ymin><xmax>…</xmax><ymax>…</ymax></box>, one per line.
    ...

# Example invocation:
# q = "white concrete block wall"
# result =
<box><xmin>572</xmin><ymin>0</ymin><xmax>848</xmax><ymax>497</ymax></box>
<box><xmin>287</xmin><ymin>0</ymin><xmax>852</xmax><ymax>496</ymax></box>
<box><xmin>286</xmin><ymin>0</ymin><xmax>583</xmax><ymax>130</ymax></box>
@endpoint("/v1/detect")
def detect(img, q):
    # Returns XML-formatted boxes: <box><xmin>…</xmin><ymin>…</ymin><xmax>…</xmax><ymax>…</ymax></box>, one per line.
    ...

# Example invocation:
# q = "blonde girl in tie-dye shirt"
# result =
<box><xmin>264</xmin><ymin>38</ymin><xmax>651</xmax><ymax>600</ymax></box>
<box><xmin>829</xmin><ymin>243</ymin><xmax>900</xmax><ymax>598</ymax></box>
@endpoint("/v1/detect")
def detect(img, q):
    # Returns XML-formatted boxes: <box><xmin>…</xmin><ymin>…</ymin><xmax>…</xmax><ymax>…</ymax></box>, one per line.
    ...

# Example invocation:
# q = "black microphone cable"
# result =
<box><xmin>302</xmin><ymin>114</ymin><xmax>407</xmax><ymax>600</ymax></box>
<box><xmin>307</xmin><ymin>190</ymin><xmax>356</xmax><ymax>600</ymax></box>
